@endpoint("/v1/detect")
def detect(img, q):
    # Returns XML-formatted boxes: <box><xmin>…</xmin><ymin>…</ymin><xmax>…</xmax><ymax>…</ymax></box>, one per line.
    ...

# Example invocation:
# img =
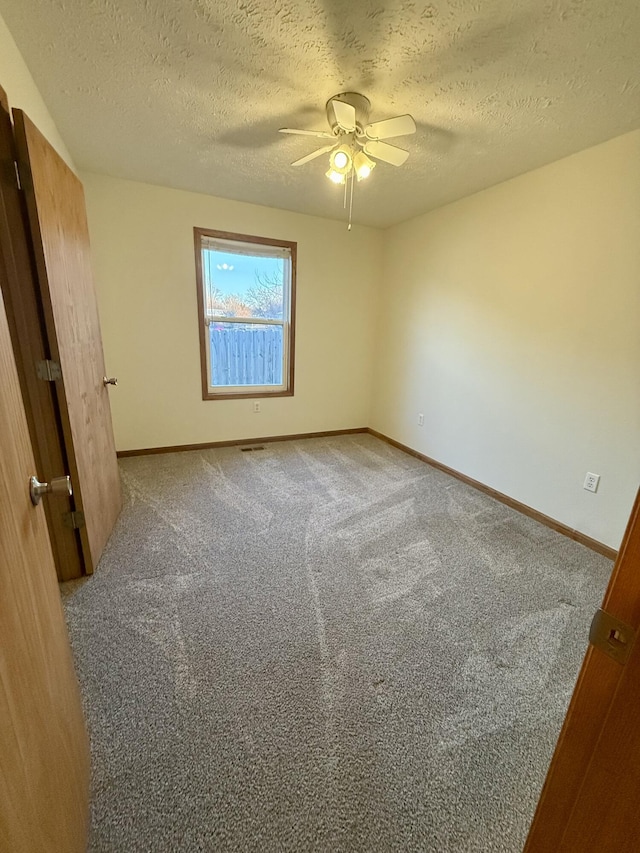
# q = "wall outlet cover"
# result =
<box><xmin>584</xmin><ymin>472</ymin><xmax>600</xmax><ymax>493</ymax></box>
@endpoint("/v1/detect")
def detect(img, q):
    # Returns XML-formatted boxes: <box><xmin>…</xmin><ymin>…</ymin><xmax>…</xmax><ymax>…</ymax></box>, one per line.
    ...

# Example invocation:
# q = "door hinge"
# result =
<box><xmin>13</xmin><ymin>159</ymin><xmax>21</xmax><ymax>189</ymax></box>
<box><xmin>62</xmin><ymin>510</ymin><xmax>85</xmax><ymax>530</ymax></box>
<box><xmin>589</xmin><ymin>608</ymin><xmax>636</xmax><ymax>665</ymax></box>
<box><xmin>36</xmin><ymin>359</ymin><xmax>62</xmax><ymax>381</ymax></box>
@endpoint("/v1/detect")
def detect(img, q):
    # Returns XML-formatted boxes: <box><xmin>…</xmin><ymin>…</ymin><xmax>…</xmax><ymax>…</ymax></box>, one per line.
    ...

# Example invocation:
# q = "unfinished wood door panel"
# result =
<box><xmin>0</xmin><ymin>89</ymin><xmax>83</xmax><ymax>581</ymax></box>
<box><xmin>0</xmin><ymin>276</ymin><xmax>89</xmax><ymax>852</ymax></box>
<box><xmin>13</xmin><ymin>109</ymin><xmax>121</xmax><ymax>573</ymax></box>
<box><xmin>525</xmin><ymin>489</ymin><xmax>640</xmax><ymax>851</ymax></box>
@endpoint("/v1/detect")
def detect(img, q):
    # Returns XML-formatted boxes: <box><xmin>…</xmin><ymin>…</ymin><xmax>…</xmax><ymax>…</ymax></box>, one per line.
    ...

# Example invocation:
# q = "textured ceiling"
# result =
<box><xmin>1</xmin><ymin>0</ymin><xmax>639</xmax><ymax>228</ymax></box>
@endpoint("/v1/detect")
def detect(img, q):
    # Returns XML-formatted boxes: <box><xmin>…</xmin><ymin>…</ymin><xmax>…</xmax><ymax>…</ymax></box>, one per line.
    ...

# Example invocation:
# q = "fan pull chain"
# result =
<box><xmin>343</xmin><ymin>174</ymin><xmax>348</xmax><ymax>209</ymax></box>
<box><xmin>348</xmin><ymin>170</ymin><xmax>354</xmax><ymax>231</ymax></box>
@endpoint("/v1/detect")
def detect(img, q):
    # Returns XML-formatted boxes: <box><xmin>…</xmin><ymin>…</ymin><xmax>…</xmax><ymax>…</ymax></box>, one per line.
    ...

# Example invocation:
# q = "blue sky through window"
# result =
<box><xmin>205</xmin><ymin>250</ymin><xmax>283</xmax><ymax>299</ymax></box>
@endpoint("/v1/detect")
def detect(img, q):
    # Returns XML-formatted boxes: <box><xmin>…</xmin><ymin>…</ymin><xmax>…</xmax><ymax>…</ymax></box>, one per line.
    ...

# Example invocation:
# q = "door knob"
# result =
<box><xmin>103</xmin><ymin>376</ymin><xmax>118</xmax><ymax>386</ymax></box>
<box><xmin>30</xmin><ymin>475</ymin><xmax>73</xmax><ymax>506</ymax></box>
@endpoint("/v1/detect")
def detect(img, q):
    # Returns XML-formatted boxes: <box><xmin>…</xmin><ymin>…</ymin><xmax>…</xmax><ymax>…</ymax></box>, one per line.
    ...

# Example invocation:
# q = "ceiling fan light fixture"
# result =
<box><xmin>333</xmin><ymin>150</ymin><xmax>349</xmax><ymax>169</ymax></box>
<box><xmin>326</xmin><ymin>168</ymin><xmax>346</xmax><ymax>185</ymax></box>
<box><xmin>329</xmin><ymin>145</ymin><xmax>353</xmax><ymax>175</ymax></box>
<box><xmin>281</xmin><ymin>93</ymin><xmax>416</xmax><ymax>229</ymax></box>
<box><xmin>353</xmin><ymin>151</ymin><xmax>376</xmax><ymax>181</ymax></box>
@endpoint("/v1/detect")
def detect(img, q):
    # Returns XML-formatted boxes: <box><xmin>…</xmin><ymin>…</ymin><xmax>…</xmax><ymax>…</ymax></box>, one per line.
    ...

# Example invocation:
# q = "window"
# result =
<box><xmin>194</xmin><ymin>228</ymin><xmax>296</xmax><ymax>400</ymax></box>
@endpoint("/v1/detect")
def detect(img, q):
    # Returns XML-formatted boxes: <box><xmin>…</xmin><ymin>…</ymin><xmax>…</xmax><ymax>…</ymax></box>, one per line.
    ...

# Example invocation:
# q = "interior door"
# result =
<box><xmin>525</xmin><ymin>488</ymin><xmax>640</xmax><ymax>851</ymax></box>
<box><xmin>0</xmin><ymin>279</ymin><xmax>89</xmax><ymax>851</ymax></box>
<box><xmin>13</xmin><ymin>109</ymin><xmax>121</xmax><ymax>573</ymax></box>
<box><xmin>0</xmin><ymin>86</ymin><xmax>83</xmax><ymax>581</ymax></box>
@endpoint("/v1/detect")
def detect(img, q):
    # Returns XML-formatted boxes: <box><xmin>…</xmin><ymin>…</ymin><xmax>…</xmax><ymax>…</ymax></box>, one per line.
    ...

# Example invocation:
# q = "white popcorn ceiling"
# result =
<box><xmin>1</xmin><ymin>0</ymin><xmax>639</xmax><ymax>228</ymax></box>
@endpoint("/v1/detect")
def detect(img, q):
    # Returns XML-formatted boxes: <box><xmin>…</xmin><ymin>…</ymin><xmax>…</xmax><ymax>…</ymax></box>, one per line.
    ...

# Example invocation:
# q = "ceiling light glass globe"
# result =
<box><xmin>334</xmin><ymin>150</ymin><xmax>348</xmax><ymax>169</ymax></box>
<box><xmin>327</xmin><ymin>169</ymin><xmax>345</xmax><ymax>184</ymax></box>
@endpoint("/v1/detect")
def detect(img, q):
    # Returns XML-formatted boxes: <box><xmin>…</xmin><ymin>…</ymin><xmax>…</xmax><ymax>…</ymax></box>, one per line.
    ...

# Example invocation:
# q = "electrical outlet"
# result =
<box><xmin>253</xmin><ymin>401</ymin><xmax>261</xmax><ymax>413</ymax></box>
<box><xmin>418</xmin><ymin>413</ymin><xmax>424</xmax><ymax>426</ymax></box>
<box><xmin>583</xmin><ymin>472</ymin><xmax>600</xmax><ymax>493</ymax></box>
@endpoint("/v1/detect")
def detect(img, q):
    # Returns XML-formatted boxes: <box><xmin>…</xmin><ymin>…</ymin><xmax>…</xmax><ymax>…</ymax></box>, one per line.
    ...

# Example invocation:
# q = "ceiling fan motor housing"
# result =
<box><xmin>326</xmin><ymin>92</ymin><xmax>371</xmax><ymax>136</ymax></box>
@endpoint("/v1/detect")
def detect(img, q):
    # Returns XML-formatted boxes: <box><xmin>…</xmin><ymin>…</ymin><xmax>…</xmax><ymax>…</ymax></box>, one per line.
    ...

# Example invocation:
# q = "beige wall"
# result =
<box><xmin>0</xmin><ymin>11</ymin><xmax>74</xmax><ymax>167</ymax></box>
<box><xmin>82</xmin><ymin>172</ymin><xmax>381</xmax><ymax>451</ymax></box>
<box><xmin>371</xmin><ymin>130</ymin><xmax>640</xmax><ymax>549</ymax></box>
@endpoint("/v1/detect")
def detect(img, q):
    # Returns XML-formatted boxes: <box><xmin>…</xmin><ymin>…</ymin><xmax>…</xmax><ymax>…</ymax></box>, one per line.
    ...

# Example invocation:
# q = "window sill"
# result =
<box><xmin>202</xmin><ymin>389</ymin><xmax>294</xmax><ymax>401</ymax></box>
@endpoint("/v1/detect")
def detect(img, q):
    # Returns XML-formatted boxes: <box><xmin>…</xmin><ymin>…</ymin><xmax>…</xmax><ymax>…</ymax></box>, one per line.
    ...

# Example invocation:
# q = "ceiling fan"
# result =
<box><xmin>279</xmin><ymin>92</ymin><xmax>416</xmax><ymax>181</ymax></box>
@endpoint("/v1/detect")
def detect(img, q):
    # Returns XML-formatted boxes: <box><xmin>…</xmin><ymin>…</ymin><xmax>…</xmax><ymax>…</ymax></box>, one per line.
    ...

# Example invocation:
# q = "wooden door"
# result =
<box><xmin>13</xmin><ymin>109</ymin><xmax>121</xmax><ymax>574</ymax></box>
<box><xmin>525</xmin><ymin>488</ymin><xmax>640</xmax><ymax>852</ymax></box>
<box><xmin>0</xmin><ymin>87</ymin><xmax>83</xmax><ymax>581</ymax></box>
<box><xmin>0</xmin><ymin>274</ymin><xmax>89</xmax><ymax>851</ymax></box>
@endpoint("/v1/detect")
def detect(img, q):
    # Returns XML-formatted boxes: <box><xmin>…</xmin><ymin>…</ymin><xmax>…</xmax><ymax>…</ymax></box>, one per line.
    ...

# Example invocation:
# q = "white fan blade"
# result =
<box><xmin>291</xmin><ymin>144</ymin><xmax>336</xmax><ymax>166</ymax></box>
<box><xmin>364</xmin><ymin>140</ymin><xmax>409</xmax><ymax>166</ymax></box>
<box><xmin>332</xmin><ymin>100</ymin><xmax>357</xmax><ymax>132</ymax></box>
<box><xmin>279</xmin><ymin>128</ymin><xmax>334</xmax><ymax>139</ymax></box>
<box><xmin>364</xmin><ymin>114</ymin><xmax>416</xmax><ymax>140</ymax></box>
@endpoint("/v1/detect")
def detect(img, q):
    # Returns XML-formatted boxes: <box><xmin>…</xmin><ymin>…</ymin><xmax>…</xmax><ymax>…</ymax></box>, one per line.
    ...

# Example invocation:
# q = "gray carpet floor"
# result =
<box><xmin>61</xmin><ymin>434</ymin><xmax>613</xmax><ymax>853</ymax></box>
